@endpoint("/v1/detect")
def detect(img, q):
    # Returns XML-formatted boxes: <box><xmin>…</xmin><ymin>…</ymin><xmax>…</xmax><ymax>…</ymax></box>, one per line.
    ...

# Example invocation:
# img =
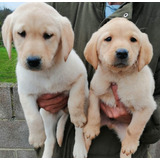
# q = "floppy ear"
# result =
<box><xmin>84</xmin><ymin>32</ymin><xmax>99</xmax><ymax>70</ymax></box>
<box><xmin>60</xmin><ymin>17</ymin><xmax>74</xmax><ymax>61</ymax></box>
<box><xmin>2</xmin><ymin>14</ymin><xmax>13</xmax><ymax>59</ymax></box>
<box><xmin>138</xmin><ymin>33</ymin><xmax>153</xmax><ymax>71</ymax></box>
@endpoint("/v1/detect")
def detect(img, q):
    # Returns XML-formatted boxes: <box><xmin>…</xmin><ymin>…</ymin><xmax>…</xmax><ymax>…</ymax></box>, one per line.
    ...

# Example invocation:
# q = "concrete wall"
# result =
<box><xmin>0</xmin><ymin>82</ymin><xmax>159</xmax><ymax>158</ymax></box>
<box><xmin>0</xmin><ymin>83</ymin><xmax>37</xmax><ymax>158</ymax></box>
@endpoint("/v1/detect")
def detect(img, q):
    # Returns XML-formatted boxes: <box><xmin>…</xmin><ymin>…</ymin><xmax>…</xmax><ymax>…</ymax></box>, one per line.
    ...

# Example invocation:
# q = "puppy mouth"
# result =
<box><xmin>113</xmin><ymin>63</ymin><xmax>128</xmax><ymax>68</ymax></box>
<box><xmin>113</xmin><ymin>62</ymin><xmax>129</xmax><ymax>68</ymax></box>
<box><xmin>26</xmin><ymin>65</ymin><xmax>42</xmax><ymax>71</ymax></box>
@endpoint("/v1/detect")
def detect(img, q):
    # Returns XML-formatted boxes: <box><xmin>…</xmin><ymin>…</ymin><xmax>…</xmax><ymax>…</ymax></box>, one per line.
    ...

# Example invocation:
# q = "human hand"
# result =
<box><xmin>37</xmin><ymin>93</ymin><xmax>68</xmax><ymax>114</ymax></box>
<box><xmin>100</xmin><ymin>83</ymin><xmax>132</xmax><ymax>124</ymax></box>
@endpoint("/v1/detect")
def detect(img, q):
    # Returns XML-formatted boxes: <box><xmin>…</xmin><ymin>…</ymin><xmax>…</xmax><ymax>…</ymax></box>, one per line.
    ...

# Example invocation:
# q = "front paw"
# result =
<box><xmin>70</xmin><ymin>113</ymin><xmax>86</xmax><ymax>128</ymax></box>
<box><xmin>121</xmin><ymin>138</ymin><xmax>139</xmax><ymax>157</ymax></box>
<box><xmin>73</xmin><ymin>141</ymin><xmax>87</xmax><ymax>158</ymax></box>
<box><xmin>29</xmin><ymin>130</ymin><xmax>46</xmax><ymax>148</ymax></box>
<box><xmin>83</xmin><ymin>124</ymin><xmax>100</xmax><ymax>140</ymax></box>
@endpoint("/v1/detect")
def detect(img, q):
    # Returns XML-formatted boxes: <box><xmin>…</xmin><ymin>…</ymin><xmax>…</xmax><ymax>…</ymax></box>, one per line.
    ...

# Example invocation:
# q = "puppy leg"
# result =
<box><xmin>40</xmin><ymin>109</ymin><xmax>60</xmax><ymax>158</ymax></box>
<box><xmin>121</xmin><ymin>106</ymin><xmax>155</xmax><ymax>157</ymax></box>
<box><xmin>19</xmin><ymin>94</ymin><xmax>46</xmax><ymax>148</ymax></box>
<box><xmin>56</xmin><ymin>113</ymin><xmax>68</xmax><ymax>147</ymax></box>
<box><xmin>111</xmin><ymin>124</ymin><xmax>131</xmax><ymax>158</ymax></box>
<box><xmin>73</xmin><ymin>127</ymin><xmax>87</xmax><ymax>158</ymax></box>
<box><xmin>68</xmin><ymin>75</ymin><xmax>87</xmax><ymax>128</ymax></box>
<box><xmin>84</xmin><ymin>90</ymin><xmax>101</xmax><ymax>140</ymax></box>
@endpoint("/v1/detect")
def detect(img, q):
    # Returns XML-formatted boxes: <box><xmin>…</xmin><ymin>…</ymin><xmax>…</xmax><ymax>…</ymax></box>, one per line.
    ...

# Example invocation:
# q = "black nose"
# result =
<box><xmin>116</xmin><ymin>48</ymin><xmax>128</xmax><ymax>59</ymax></box>
<box><xmin>27</xmin><ymin>56</ymin><xmax>41</xmax><ymax>69</ymax></box>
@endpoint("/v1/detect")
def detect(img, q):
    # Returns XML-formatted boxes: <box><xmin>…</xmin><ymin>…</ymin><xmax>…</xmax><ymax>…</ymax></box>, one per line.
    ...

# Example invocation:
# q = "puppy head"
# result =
<box><xmin>2</xmin><ymin>2</ymin><xmax>74</xmax><ymax>71</ymax></box>
<box><xmin>84</xmin><ymin>18</ymin><xmax>153</xmax><ymax>72</ymax></box>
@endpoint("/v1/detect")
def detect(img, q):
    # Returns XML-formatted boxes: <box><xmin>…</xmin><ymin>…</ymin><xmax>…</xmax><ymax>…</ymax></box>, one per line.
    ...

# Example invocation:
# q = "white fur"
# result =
<box><xmin>2</xmin><ymin>2</ymin><xmax>88</xmax><ymax>158</ymax></box>
<box><xmin>16</xmin><ymin>50</ymin><xmax>88</xmax><ymax>158</ymax></box>
<box><xmin>84</xmin><ymin>18</ymin><xmax>157</xmax><ymax>158</ymax></box>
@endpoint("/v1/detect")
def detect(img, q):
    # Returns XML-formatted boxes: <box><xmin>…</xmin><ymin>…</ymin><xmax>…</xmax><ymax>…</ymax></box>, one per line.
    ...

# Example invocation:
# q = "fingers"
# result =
<box><xmin>38</xmin><ymin>93</ymin><xmax>64</xmax><ymax>100</ymax></box>
<box><xmin>100</xmin><ymin>101</ymin><xmax>132</xmax><ymax>124</ymax></box>
<box><xmin>43</xmin><ymin>100</ymin><xmax>68</xmax><ymax>114</ymax></box>
<box><xmin>112</xmin><ymin>107</ymin><xmax>127</xmax><ymax>119</ymax></box>
<box><xmin>37</xmin><ymin>95</ymin><xmax>68</xmax><ymax>108</ymax></box>
<box><xmin>100</xmin><ymin>83</ymin><xmax>132</xmax><ymax>124</ymax></box>
<box><xmin>100</xmin><ymin>102</ymin><xmax>113</xmax><ymax>118</ymax></box>
<box><xmin>37</xmin><ymin>93</ymin><xmax>69</xmax><ymax>114</ymax></box>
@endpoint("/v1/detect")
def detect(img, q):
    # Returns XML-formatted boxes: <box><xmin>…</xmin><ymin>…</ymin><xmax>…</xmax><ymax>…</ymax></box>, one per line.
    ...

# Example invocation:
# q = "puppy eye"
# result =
<box><xmin>104</xmin><ymin>36</ymin><xmax>112</xmax><ymax>42</ymax></box>
<box><xmin>43</xmin><ymin>33</ymin><xmax>53</xmax><ymax>40</ymax></box>
<box><xmin>18</xmin><ymin>31</ymin><xmax>26</xmax><ymax>38</ymax></box>
<box><xmin>130</xmin><ymin>37</ymin><xmax>137</xmax><ymax>42</ymax></box>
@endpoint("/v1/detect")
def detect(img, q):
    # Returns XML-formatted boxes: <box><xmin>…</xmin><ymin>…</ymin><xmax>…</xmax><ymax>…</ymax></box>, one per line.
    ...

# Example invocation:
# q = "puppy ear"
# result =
<box><xmin>138</xmin><ymin>33</ymin><xmax>153</xmax><ymax>71</ymax></box>
<box><xmin>2</xmin><ymin>14</ymin><xmax>13</xmax><ymax>59</ymax></box>
<box><xmin>84</xmin><ymin>32</ymin><xmax>99</xmax><ymax>70</ymax></box>
<box><xmin>60</xmin><ymin>17</ymin><xmax>74</xmax><ymax>61</ymax></box>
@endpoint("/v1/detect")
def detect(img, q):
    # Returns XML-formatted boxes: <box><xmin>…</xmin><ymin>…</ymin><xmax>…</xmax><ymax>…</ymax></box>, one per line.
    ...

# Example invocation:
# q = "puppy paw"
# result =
<box><xmin>73</xmin><ymin>141</ymin><xmax>87</xmax><ymax>158</ymax></box>
<box><xmin>120</xmin><ymin>152</ymin><xmax>131</xmax><ymax>158</ymax></box>
<box><xmin>71</xmin><ymin>113</ymin><xmax>86</xmax><ymax>128</ymax></box>
<box><xmin>84</xmin><ymin>136</ymin><xmax>92</xmax><ymax>152</ymax></box>
<box><xmin>42</xmin><ymin>152</ymin><xmax>52</xmax><ymax>158</ymax></box>
<box><xmin>42</xmin><ymin>138</ymin><xmax>56</xmax><ymax>158</ymax></box>
<box><xmin>121</xmin><ymin>138</ymin><xmax>139</xmax><ymax>157</ymax></box>
<box><xmin>42</xmin><ymin>147</ymin><xmax>54</xmax><ymax>158</ymax></box>
<box><xmin>29</xmin><ymin>131</ymin><xmax>46</xmax><ymax>148</ymax></box>
<box><xmin>83</xmin><ymin>124</ymin><xmax>100</xmax><ymax>140</ymax></box>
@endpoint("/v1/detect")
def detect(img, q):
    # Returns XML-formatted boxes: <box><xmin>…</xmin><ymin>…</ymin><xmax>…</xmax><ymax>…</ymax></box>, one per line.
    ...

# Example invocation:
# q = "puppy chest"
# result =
<box><xmin>100</xmin><ymin>91</ymin><xmax>116</xmax><ymax>107</ymax></box>
<box><xmin>99</xmin><ymin>83</ymin><xmax>144</xmax><ymax>109</ymax></box>
<box><xmin>38</xmin><ymin>77</ymin><xmax>72</xmax><ymax>94</ymax></box>
<box><xmin>18</xmin><ymin>73</ymin><xmax>72</xmax><ymax>95</ymax></box>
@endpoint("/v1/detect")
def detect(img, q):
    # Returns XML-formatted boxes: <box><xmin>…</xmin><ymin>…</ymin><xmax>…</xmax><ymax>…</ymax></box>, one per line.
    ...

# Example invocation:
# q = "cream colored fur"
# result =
<box><xmin>2</xmin><ymin>2</ymin><xmax>88</xmax><ymax>158</ymax></box>
<box><xmin>83</xmin><ymin>18</ymin><xmax>157</xmax><ymax>158</ymax></box>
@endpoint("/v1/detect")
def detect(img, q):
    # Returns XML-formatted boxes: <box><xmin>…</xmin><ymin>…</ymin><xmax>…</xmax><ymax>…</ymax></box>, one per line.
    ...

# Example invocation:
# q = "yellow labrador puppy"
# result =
<box><xmin>83</xmin><ymin>18</ymin><xmax>157</xmax><ymax>158</ymax></box>
<box><xmin>2</xmin><ymin>2</ymin><xmax>88</xmax><ymax>158</ymax></box>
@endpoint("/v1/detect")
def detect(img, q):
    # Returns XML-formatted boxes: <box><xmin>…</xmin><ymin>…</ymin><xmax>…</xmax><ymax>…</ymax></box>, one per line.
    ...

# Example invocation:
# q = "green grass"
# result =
<box><xmin>0</xmin><ymin>46</ymin><xmax>17</xmax><ymax>83</ymax></box>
